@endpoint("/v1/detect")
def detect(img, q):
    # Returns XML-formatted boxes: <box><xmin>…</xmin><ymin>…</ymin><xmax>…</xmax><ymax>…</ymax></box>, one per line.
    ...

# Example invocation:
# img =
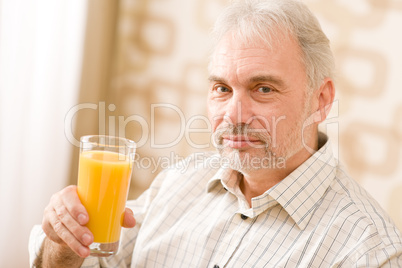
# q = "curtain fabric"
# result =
<box><xmin>0</xmin><ymin>0</ymin><xmax>87</xmax><ymax>266</ymax></box>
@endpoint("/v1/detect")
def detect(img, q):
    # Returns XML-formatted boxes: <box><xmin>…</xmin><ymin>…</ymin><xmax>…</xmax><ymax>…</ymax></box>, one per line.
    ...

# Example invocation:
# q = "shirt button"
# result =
<box><xmin>213</xmin><ymin>265</ymin><xmax>220</xmax><ymax>268</ymax></box>
<box><xmin>241</xmin><ymin>214</ymin><xmax>248</xmax><ymax>220</ymax></box>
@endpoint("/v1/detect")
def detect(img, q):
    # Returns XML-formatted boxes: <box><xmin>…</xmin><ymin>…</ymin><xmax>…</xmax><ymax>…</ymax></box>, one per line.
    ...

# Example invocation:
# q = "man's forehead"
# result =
<box><xmin>210</xmin><ymin>39</ymin><xmax>274</xmax><ymax>70</ymax></box>
<box><xmin>209</xmin><ymin>30</ymin><xmax>304</xmax><ymax>71</ymax></box>
<box><xmin>210</xmin><ymin>30</ymin><xmax>299</xmax><ymax>65</ymax></box>
<box><xmin>209</xmin><ymin>42</ymin><xmax>281</xmax><ymax>75</ymax></box>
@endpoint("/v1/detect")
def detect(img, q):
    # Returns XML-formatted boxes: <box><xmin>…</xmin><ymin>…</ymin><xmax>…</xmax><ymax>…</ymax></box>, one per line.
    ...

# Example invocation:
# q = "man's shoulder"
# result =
<box><xmin>330</xmin><ymin>164</ymin><xmax>386</xmax><ymax>219</ymax></box>
<box><xmin>325</xmin><ymin>164</ymin><xmax>402</xmax><ymax>244</ymax></box>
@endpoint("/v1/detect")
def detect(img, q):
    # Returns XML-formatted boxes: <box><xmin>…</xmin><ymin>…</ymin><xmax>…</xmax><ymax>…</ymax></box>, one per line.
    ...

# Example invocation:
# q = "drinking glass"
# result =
<box><xmin>77</xmin><ymin>135</ymin><xmax>136</xmax><ymax>256</ymax></box>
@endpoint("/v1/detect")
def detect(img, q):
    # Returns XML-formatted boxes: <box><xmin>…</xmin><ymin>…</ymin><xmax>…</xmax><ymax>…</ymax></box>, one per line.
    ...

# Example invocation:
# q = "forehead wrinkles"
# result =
<box><xmin>210</xmin><ymin>47</ymin><xmax>272</xmax><ymax>81</ymax></box>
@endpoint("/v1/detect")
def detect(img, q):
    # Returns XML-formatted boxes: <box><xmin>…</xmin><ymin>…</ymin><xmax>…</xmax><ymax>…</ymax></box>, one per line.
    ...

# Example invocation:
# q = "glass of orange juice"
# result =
<box><xmin>77</xmin><ymin>135</ymin><xmax>136</xmax><ymax>257</ymax></box>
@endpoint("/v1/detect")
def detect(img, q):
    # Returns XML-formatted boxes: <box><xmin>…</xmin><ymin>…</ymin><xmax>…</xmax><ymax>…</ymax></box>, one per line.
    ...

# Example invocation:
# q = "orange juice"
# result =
<box><xmin>77</xmin><ymin>150</ymin><xmax>132</xmax><ymax>243</ymax></box>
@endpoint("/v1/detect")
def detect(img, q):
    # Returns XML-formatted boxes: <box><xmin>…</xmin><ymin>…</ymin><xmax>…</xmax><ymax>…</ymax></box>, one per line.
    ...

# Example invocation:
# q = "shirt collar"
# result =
<box><xmin>206</xmin><ymin>133</ymin><xmax>337</xmax><ymax>230</ymax></box>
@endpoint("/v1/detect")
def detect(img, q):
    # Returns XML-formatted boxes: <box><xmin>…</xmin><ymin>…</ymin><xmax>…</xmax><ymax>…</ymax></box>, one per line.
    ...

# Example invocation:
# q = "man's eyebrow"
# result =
<box><xmin>249</xmin><ymin>75</ymin><xmax>285</xmax><ymax>87</ymax></box>
<box><xmin>208</xmin><ymin>75</ymin><xmax>226</xmax><ymax>83</ymax></box>
<box><xmin>208</xmin><ymin>74</ymin><xmax>285</xmax><ymax>87</ymax></box>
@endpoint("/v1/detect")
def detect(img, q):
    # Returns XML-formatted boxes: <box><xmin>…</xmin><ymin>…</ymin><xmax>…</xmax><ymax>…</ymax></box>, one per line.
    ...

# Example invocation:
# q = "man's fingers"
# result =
<box><xmin>45</xmin><ymin>207</ymin><xmax>92</xmax><ymax>258</ymax></box>
<box><xmin>42</xmin><ymin>185</ymin><xmax>134</xmax><ymax>258</ymax></box>
<box><xmin>60</xmin><ymin>185</ymin><xmax>88</xmax><ymax>225</ymax></box>
<box><xmin>41</xmin><ymin>185</ymin><xmax>94</xmax><ymax>258</ymax></box>
<box><xmin>42</xmin><ymin>212</ymin><xmax>64</xmax><ymax>244</ymax></box>
<box><xmin>51</xmin><ymin>187</ymin><xmax>93</xmax><ymax>246</ymax></box>
<box><xmin>122</xmin><ymin>208</ymin><xmax>136</xmax><ymax>228</ymax></box>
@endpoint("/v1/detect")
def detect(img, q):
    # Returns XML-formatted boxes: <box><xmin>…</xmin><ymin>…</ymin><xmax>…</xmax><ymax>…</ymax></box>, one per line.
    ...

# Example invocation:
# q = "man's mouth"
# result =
<box><xmin>221</xmin><ymin>135</ymin><xmax>262</xmax><ymax>149</ymax></box>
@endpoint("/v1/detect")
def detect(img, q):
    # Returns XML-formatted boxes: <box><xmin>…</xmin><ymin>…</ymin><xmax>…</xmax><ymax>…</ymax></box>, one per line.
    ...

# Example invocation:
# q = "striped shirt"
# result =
<box><xmin>29</xmin><ymin>137</ymin><xmax>402</xmax><ymax>267</ymax></box>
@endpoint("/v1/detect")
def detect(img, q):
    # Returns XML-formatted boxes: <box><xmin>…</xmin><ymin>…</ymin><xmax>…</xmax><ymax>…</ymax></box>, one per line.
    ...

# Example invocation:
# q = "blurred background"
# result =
<box><xmin>0</xmin><ymin>0</ymin><xmax>401</xmax><ymax>266</ymax></box>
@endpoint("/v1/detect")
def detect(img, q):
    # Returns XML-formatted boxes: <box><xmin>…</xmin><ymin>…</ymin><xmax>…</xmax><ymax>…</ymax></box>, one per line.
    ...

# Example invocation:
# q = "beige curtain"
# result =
<box><xmin>67</xmin><ymin>0</ymin><xmax>120</xmax><ymax>186</ymax></box>
<box><xmin>0</xmin><ymin>0</ymin><xmax>87</xmax><ymax>266</ymax></box>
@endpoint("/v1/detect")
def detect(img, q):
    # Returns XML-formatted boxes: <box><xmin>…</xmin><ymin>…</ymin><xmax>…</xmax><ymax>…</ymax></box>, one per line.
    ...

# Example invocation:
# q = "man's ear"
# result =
<box><xmin>316</xmin><ymin>78</ymin><xmax>335</xmax><ymax>123</ymax></box>
<box><xmin>301</xmin><ymin>78</ymin><xmax>335</xmax><ymax>155</ymax></box>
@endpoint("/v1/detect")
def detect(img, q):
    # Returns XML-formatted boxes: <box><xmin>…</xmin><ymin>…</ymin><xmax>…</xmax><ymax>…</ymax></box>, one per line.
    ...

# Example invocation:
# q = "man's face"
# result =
<box><xmin>207</xmin><ymin>32</ymin><xmax>314</xmax><ymax>171</ymax></box>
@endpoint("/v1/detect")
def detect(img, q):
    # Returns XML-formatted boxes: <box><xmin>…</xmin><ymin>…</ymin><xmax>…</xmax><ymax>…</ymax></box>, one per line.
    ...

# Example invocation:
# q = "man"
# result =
<box><xmin>30</xmin><ymin>0</ymin><xmax>402</xmax><ymax>267</ymax></box>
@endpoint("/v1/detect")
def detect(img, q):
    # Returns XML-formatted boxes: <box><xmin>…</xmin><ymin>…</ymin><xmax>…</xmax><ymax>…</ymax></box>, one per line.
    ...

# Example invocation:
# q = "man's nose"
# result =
<box><xmin>224</xmin><ymin>92</ymin><xmax>254</xmax><ymax>125</ymax></box>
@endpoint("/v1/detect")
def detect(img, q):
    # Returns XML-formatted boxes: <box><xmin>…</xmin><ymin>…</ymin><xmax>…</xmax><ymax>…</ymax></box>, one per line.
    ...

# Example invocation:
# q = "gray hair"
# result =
<box><xmin>210</xmin><ymin>0</ymin><xmax>335</xmax><ymax>90</ymax></box>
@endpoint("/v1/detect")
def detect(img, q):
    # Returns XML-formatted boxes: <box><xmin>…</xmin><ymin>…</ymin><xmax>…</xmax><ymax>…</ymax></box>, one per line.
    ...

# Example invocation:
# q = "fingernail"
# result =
<box><xmin>82</xmin><ymin>233</ymin><xmax>92</xmax><ymax>245</ymax></box>
<box><xmin>79</xmin><ymin>247</ymin><xmax>89</xmax><ymax>258</ymax></box>
<box><xmin>78</xmin><ymin>214</ymin><xmax>86</xmax><ymax>225</ymax></box>
<box><xmin>127</xmin><ymin>209</ymin><xmax>134</xmax><ymax>217</ymax></box>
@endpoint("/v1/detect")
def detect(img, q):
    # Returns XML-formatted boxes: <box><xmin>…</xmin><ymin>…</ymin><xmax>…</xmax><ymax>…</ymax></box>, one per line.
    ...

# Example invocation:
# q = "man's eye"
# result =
<box><xmin>257</xmin><ymin>87</ymin><xmax>272</xmax><ymax>93</ymax></box>
<box><xmin>216</xmin><ymin>86</ymin><xmax>230</xmax><ymax>93</ymax></box>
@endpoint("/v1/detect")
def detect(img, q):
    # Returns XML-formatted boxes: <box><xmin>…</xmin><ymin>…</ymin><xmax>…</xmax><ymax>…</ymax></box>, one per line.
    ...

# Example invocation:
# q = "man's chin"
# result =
<box><xmin>217</xmin><ymin>146</ymin><xmax>289</xmax><ymax>171</ymax></box>
<box><xmin>217</xmin><ymin>146</ymin><xmax>249</xmax><ymax>158</ymax></box>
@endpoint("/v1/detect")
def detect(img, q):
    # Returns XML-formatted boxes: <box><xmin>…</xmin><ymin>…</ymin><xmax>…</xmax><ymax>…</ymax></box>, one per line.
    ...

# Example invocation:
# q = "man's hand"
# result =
<box><xmin>38</xmin><ymin>185</ymin><xmax>136</xmax><ymax>267</ymax></box>
<box><xmin>42</xmin><ymin>185</ymin><xmax>93</xmax><ymax>258</ymax></box>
